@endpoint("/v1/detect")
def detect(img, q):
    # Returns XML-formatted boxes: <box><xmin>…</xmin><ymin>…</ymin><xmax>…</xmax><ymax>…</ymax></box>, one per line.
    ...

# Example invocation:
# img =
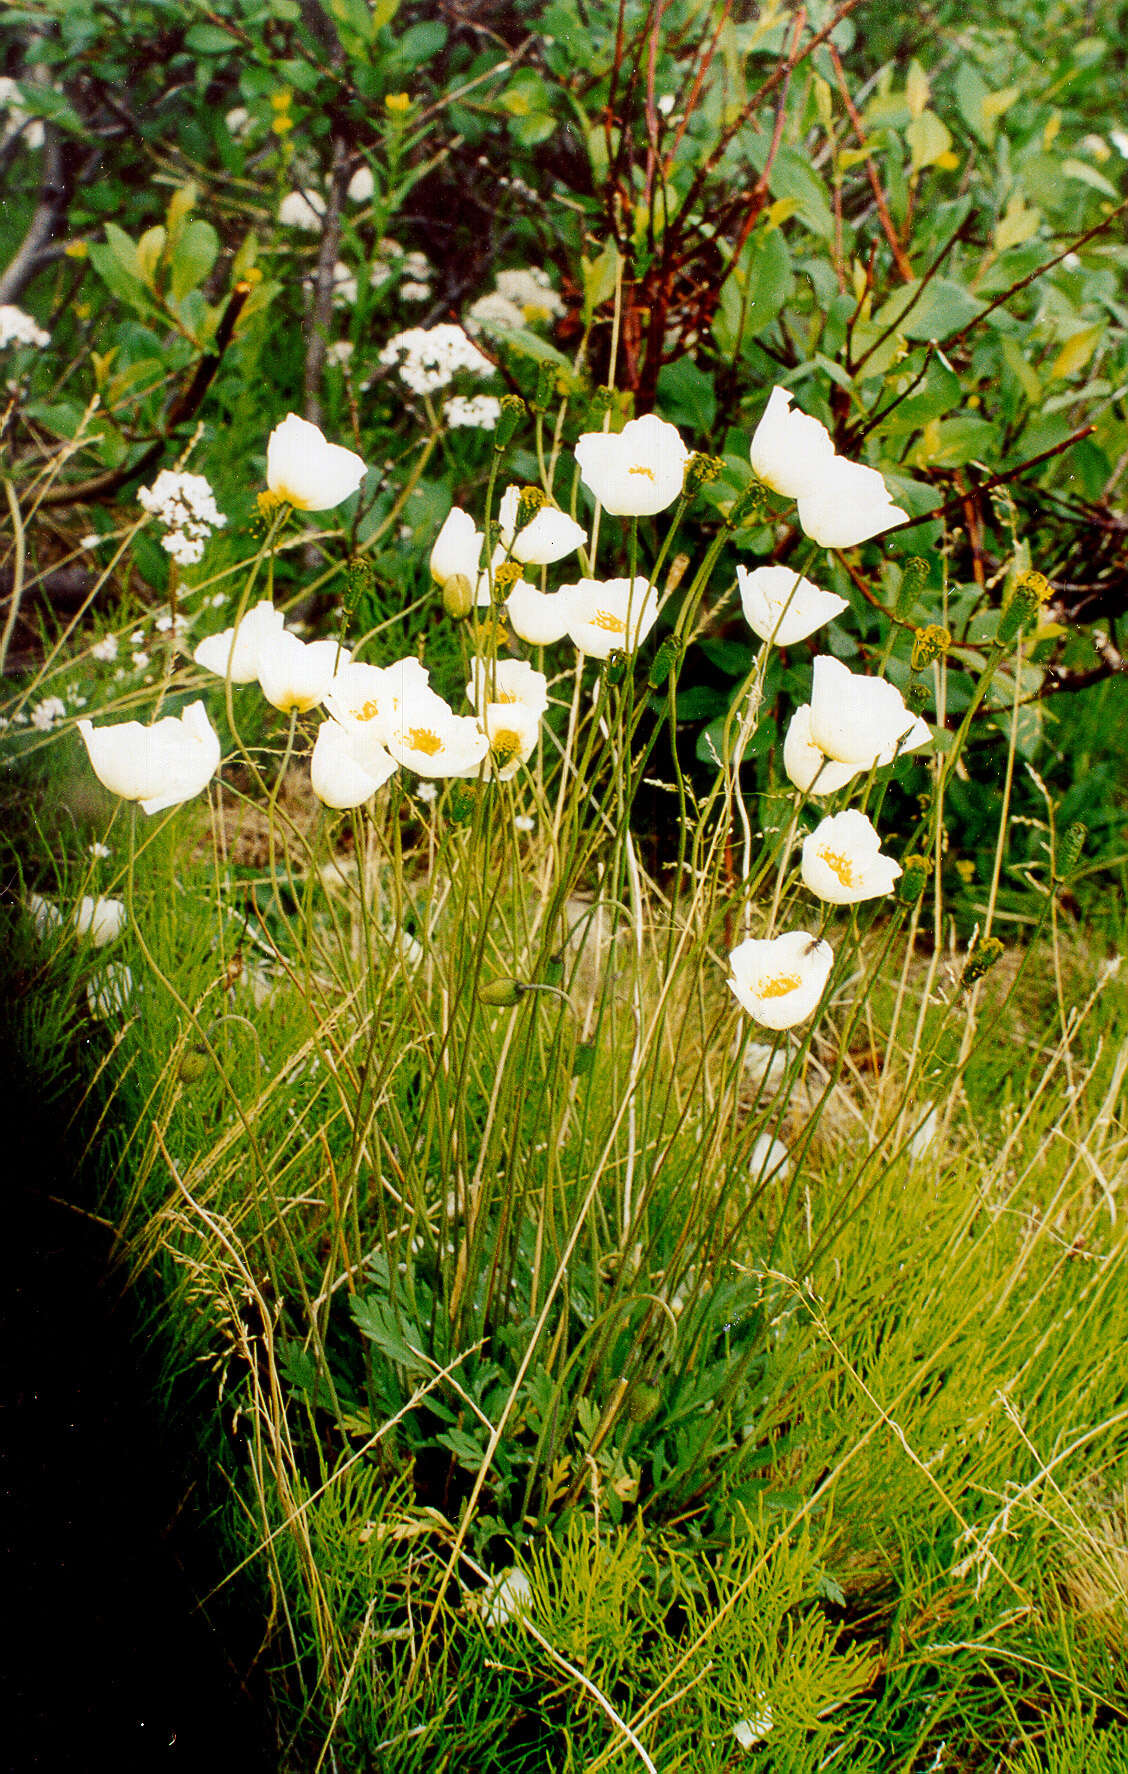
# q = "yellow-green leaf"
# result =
<box><xmin>905</xmin><ymin>59</ymin><xmax>930</xmax><ymax>120</ymax></box>
<box><xmin>906</xmin><ymin>110</ymin><xmax>953</xmax><ymax>173</ymax></box>
<box><xmin>581</xmin><ymin>239</ymin><xmax>622</xmax><ymax>322</ymax></box>
<box><xmin>1050</xmin><ymin>323</ymin><xmax>1103</xmax><ymax>382</ymax></box>
<box><xmin>994</xmin><ymin>193</ymin><xmax>1041</xmax><ymax>253</ymax></box>
<box><xmin>1001</xmin><ymin>335</ymin><xmax>1042</xmax><ymax>403</ymax></box>
<box><xmin>136</xmin><ymin>225</ymin><xmax>166</xmax><ymax>290</ymax></box>
<box><xmin>165</xmin><ymin>183</ymin><xmax>196</xmax><ymax>246</ymax></box>
<box><xmin>981</xmin><ymin>85</ymin><xmax>1020</xmax><ymax>132</ymax></box>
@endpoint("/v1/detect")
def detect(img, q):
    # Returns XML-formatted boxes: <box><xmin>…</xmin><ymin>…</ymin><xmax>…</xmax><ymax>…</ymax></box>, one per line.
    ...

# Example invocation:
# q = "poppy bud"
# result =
<box><xmin>725</xmin><ymin>480</ymin><xmax>770</xmax><ymax>529</ymax></box>
<box><xmin>448</xmin><ymin>781</ymin><xmax>477</xmax><ymax>823</ymax></box>
<box><xmin>905</xmin><ymin>680</ymin><xmax>931</xmax><ymax>713</ymax></box>
<box><xmin>532</xmin><ymin>361</ymin><xmax>558</xmax><ymax>413</ymax></box>
<box><xmin>604</xmin><ymin>649</ymin><xmax>629</xmax><ymax>685</ymax></box>
<box><xmin>895</xmin><ymin>556</ymin><xmax>930</xmax><ymax>617</ymax></box>
<box><xmin>627</xmin><ymin>1381</ymin><xmax>662</xmax><ymax>1423</ymax></box>
<box><xmin>178</xmin><ymin>1045</ymin><xmax>209</xmax><ymax>1083</ymax></box>
<box><xmin>897</xmin><ymin>854</ymin><xmax>930</xmax><ymax>903</ymax></box>
<box><xmin>998</xmin><ymin>570</ymin><xmax>1051</xmax><ymax>645</ymax></box>
<box><xmin>1055</xmin><ymin>821</ymin><xmax>1086</xmax><ymax>877</ymax></box>
<box><xmin>479</xmin><ymin>977</ymin><xmax>526</xmax><ymax>1007</ymax></box>
<box><xmin>442</xmin><ymin>573</ymin><xmax>474</xmax><ymax>620</ymax></box>
<box><xmin>494</xmin><ymin>395</ymin><xmax>526</xmax><ymax>451</ymax></box>
<box><xmin>647</xmin><ymin>631</ymin><xmax>684</xmax><ymax>689</ymax></box>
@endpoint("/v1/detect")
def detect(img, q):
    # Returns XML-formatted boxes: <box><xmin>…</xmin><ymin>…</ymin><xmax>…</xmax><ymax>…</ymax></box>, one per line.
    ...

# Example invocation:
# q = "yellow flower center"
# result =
<box><xmin>628</xmin><ymin>463</ymin><xmax>655</xmax><ymax>480</ymax></box>
<box><xmin>491</xmin><ymin>728</ymin><xmax>522</xmax><ymax>758</ymax></box>
<box><xmin>407</xmin><ymin>726</ymin><xmax>443</xmax><ymax>756</ymax></box>
<box><xmin>757</xmin><ymin>972</ymin><xmax>801</xmax><ymax>1000</ymax></box>
<box><xmin>818</xmin><ymin>847</ymin><xmax>857</xmax><ymax>888</ymax></box>
<box><xmin>357</xmin><ymin>699</ymin><xmax>382</xmax><ymax>722</ymax></box>
<box><xmin>591</xmin><ymin>609</ymin><xmax>626</xmax><ymax>633</ymax></box>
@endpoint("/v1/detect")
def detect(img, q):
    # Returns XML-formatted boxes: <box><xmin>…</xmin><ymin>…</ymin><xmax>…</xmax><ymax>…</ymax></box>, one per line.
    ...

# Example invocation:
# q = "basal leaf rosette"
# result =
<box><xmin>727</xmin><ymin>930</ymin><xmax>833</xmax><ymax>1030</ymax></box>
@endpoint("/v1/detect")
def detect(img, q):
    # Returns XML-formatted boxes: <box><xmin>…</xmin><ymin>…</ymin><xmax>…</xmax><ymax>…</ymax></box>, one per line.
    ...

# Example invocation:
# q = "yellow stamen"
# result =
<box><xmin>407</xmin><ymin>727</ymin><xmax>443</xmax><ymax>756</ymax></box>
<box><xmin>818</xmin><ymin>847</ymin><xmax>857</xmax><ymax>888</ymax></box>
<box><xmin>628</xmin><ymin>464</ymin><xmax>655</xmax><ymax>480</ymax></box>
<box><xmin>491</xmin><ymin>728</ymin><xmax>522</xmax><ymax>758</ymax></box>
<box><xmin>591</xmin><ymin>609</ymin><xmax>626</xmax><ymax>633</ymax></box>
<box><xmin>757</xmin><ymin>972</ymin><xmax>801</xmax><ymax>1000</ymax></box>
<box><xmin>358</xmin><ymin>699</ymin><xmax>382</xmax><ymax>722</ymax></box>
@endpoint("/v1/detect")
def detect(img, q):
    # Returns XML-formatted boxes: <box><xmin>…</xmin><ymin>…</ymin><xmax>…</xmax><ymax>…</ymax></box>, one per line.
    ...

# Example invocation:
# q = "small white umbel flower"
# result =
<box><xmin>265</xmin><ymin>413</ymin><xmax>367</xmax><ymax>512</ymax></box>
<box><xmin>801</xmin><ymin>809</ymin><xmax>902</xmax><ymax>905</ymax></box>
<box><xmin>574</xmin><ymin>413</ymin><xmax>690</xmax><ymax>516</ymax></box>
<box><xmin>727</xmin><ymin>930</ymin><xmax>833</xmax><ymax>1030</ymax></box>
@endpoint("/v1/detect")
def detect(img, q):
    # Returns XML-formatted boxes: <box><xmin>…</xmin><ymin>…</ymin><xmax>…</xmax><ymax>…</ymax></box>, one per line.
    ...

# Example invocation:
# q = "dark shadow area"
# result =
<box><xmin>0</xmin><ymin>1007</ymin><xmax>276</xmax><ymax>1774</ymax></box>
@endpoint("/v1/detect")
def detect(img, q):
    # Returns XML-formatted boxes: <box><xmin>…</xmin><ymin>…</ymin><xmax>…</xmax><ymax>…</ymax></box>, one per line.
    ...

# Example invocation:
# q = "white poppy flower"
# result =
<box><xmin>479</xmin><ymin>1567</ymin><xmax>534</xmax><ymax>1629</ymax></box>
<box><xmin>727</xmin><ymin>930</ymin><xmax>833</xmax><ymax>1030</ymax></box>
<box><xmin>748</xmin><ymin>1133</ymin><xmax>791</xmax><ymax>1183</ymax></box>
<box><xmin>808</xmin><ymin>656</ymin><xmax>930</xmax><ymax>767</ymax></box>
<box><xmin>477</xmin><ymin>698</ymin><xmax>542</xmax><ymax>780</ymax></box>
<box><xmin>310</xmin><ymin>717</ymin><xmax>397</xmax><ymax>808</ymax></box>
<box><xmin>194</xmin><ymin>601</ymin><xmax>287</xmax><ymax>684</ymax></box>
<box><xmin>384</xmin><ymin>688</ymin><xmax>490</xmax><ymax>778</ymax></box>
<box><xmin>257</xmin><ymin>633</ymin><xmax>352</xmax><ymax>713</ymax></box>
<box><xmin>801</xmin><ymin>809</ymin><xmax>902</xmax><ymax>904</ymax></box>
<box><xmin>74</xmin><ymin>895</ymin><xmax>127</xmax><ymax>946</ymax></box>
<box><xmin>497</xmin><ymin>485</ymin><xmax>587</xmax><ymax>565</ymax></box>
<box><xmin>265</xmin><ymin>413</ymin><xmax>367</xmax><ymax>512</ymax></box>
<box><xmin>565</xmin><ymin>576</ymin><xmax>660</xmax><ymax>658</ymax></box>
<box><xmin>430</xmin><ymin>506</ymin><xmax>484</xmax><ymax>587</ymax></box>
<box><xmin>736</xmin><ymin>564</ymin><xmax>849</xmax><ymax>646</ymax></box>
<box><xmin>322</xmin><ymin>656</ymin><xmax>431</xmax><ymax>744</ymax></box>
<box><xmin>574</xmin><ymin>414</ymin><xmax>690</xmax><ymax>516</ymax></box>
<box><xmin>77</xmin><ymin>702</ymin><xmax>222</xmax><ymax>815</ymax></box>
<box><xmin>782</xmin><ymin>705</ymin><xmax>866</xmax><ymax>796</ymax></box>
<box><xmin>86</xmin><ymin>962</ymin><xmax>134</xmax><ymax>1022</ymax></box>
<box><xmin>796</xmin><ymin>456</ymin><xmax>908</xmax><ymax>549</ymax></box>
<box><xmin>733</xmin><ymin>1699</ymin><xmax>774</xmax><ymax>1749</ymax></box>
<box><xmin>465</xmin><ymin>657</ymin><xmax>549</xmax><ymax>719</ymax></box>
<box><xmin>27</xmin><ymin>892</ymin><xmax>65</xmax><ymax>940</ymax></box>
<box><xmin>749</xmin><ymin>387</ymin><xmax>836</xmax><ymax>498</ymax></box>
<box><xmin>505</xmin><ymin>582</ymin><xmax>580</xmax><ymax>645</ymax></box>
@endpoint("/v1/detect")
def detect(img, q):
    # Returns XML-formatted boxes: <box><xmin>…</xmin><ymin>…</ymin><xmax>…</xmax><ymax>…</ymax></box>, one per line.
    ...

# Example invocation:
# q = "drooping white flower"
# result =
<box><xmin>383</xmin><ymin>688</ymin><xmax>490</xmax><ymax>778</ymax></box>
<box><xmin>86</xmin><ymin>962</ymin><xmax>135</xmax><ymax>1021</ymax></box>
<box><xmin>194</xmin><ymin>601</ymin><xmax>288</xmax><ymax>684</ymax></box>
<box><xmin>505</xmin><ymin>582</ymin><xmax>579</xmax><ymax>645</ymax></box>
<box><xmin>748</xmin><ymin>1133</ymin><xmax>791</xmax><ymax>1183</ymax></box>
<box><xmin>574</xmin><ymin>414</ymin><xmax>690</xmax><ymax>516</ymax></box>
<box><xmin>808</xmin><ymin>656</ymin><xmax>931</xmax><ymax>768</ymax></box>
<box><xmin>465</xmin><ymin>657</ymin><xmax>549</xmax><ymax>720</ymax></box>
<box><xmin>74</xmin><ymin>895</ymin><xmax>127</xmax><ymax>946</ymax></box>
<box><xmin>479</xmin><ymin>1567</ymin><xmax>534</xmax><ymax>1629</ymax></box>
<box><xmin>266</xmin><ymin>414</ymin><xmax>367</xmax><ymax>512</ymax></box>
<box><xmin>0</xmin><ymin>303</ymin><xmax>51</xmax><ymax>350</ymax></box>
<box><xmin>796</xmin><ymin>455</ymin><xmax>908</xmax><ymax>549</ymax></box>
<box><xmin>782</xmin><ymin>705</ymin><xmax>866</xmax><ymax>796</ymax></box>
<box><xmin>77</xmin><ymin>702</ymin><xmax>222</xmax><ymax>815</ymax></box>
<box><xmin>497</xmin><ymin>485</ymin><xmax>586</xmax><ymax>566</ymax></box>
<box><xmin>310</xmin><ymin>717</ymin><xmax>397</xmax><ymax>808</ymax></box>
<box><xmin>27</xmin><ymin>892</ymin><xmax>65</xmax><ymax>940</ymax></box>
<box><xmin>749</xmin><ymin>386</ymin><xmax>836</xmax><ymax>498</ymax></box>
<box><xmin>257</xmin><ymin>632</ymin><xmax>351</xmax><ymax>714</ymax></box>
<box><xmin>347</xmin><ymin>163</ymin><xmax>375</xmax><ymax>203</ymax></box>
<box><xmin>736</xmin><ymin>564</ymin><xmax>849</xmax><ymax>646</ymax></box>
<box><xmin>727</xmin><ymin>931</ymin><xmax>833</xmax><ymax>1030</ymax></box>
<box><xmin>733</xmin><ymin>1699</ymin><xmax>774</xmax><ymax>1750</ymax></box>
<box><xmin>277</xmin><ymin>187</ymin><xmax>325</xmax><ymax>231</ymax></box>
<box><xmin>430</xmin><ymin>507</ymin><xmax>484</xmax><ymax>587</ymax></box>
<box><xmin>565</xmin><ymin>575</ymin><xmax>660</xmax><ymax>658</ymax></box>
<box><xmin>801</xmin><ymin>809</ymin><xmax>902</xmax><ymax>905</ymax></box>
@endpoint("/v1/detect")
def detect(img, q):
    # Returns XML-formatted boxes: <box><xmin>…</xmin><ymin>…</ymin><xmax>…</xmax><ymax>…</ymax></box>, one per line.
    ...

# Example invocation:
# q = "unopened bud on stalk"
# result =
<box><xmin>961</xmin><ymin>935</ymin><xmax>1004</xmax><ymax>987</ymax></box>
<box><xmin>494</xmin><ymin>395</ymin><xmax>526</xmax><ymax>451</ymax></box>
<box><xmin>515</xmin><ymin>485</ymin><xmax>546</xmax><ymax>528</ymax></box>
<box><xmin>911</xmin><ymin>624</ymin><xmax>951</xmax><ymax>671</ymax></box>
<box><xmin>998</xmin><ymin>570</ymin><xmax>1051</xmax><ymax>645</ymax></box>
<box><xmin>532</xmin><ymin>361</ymin><xmax>558</xmax><ymax>412</ymax></box>
<box><xmin>1055</xmin><ymin>821</ymin><xmax>1086</xmax><ymax>877</ymax></box>
<box><xmin>627</xmin><ymin>1381</ymin><xmax>662</xmax><ymax>1423</ymax></box>
<box><xmin>442</xmin><ymin>573</ymin><xmax>474</xmax><ymax>620</ymax></box>
<box><xmin>683</xmin><ymin>452</ymin><xmax>724</xmax><ymax>496</ymax></box>
<box><xmin>647</xmin><ymin>631</ymin><xmax>684</xmax><ymax>689</ymax></box>
<box><xmin>896</xmin><ymin>854</ymin><xmax>931</xmax><ymax>903</ymax></box>
<box><xmin>587</xmin><ymin>385</ymin><xmax>615</xmax><ymax>423</ymax></box>
<box><xmin>479</xmin><ymin>977</ymin><xmax>526</xmax><ymax>1007</ymax></box>
<box><xmin>178</xmin><ymin>1045</ymin><xmax>209</xmax><ymax>1084</ymax></box>
<box><xmin>448</xmin><ymin>781</ymin><xmax>477</xmax><ymax>823</ymax></box>
<box><xmin>895</xmin><ymin>556</ymin><xmax>930</xmax><ymax>617</ymax></box>
<box><xmin>725</xmin><ymin>479</ymin><xmax>769</xmax><ymax>529</ymax></box>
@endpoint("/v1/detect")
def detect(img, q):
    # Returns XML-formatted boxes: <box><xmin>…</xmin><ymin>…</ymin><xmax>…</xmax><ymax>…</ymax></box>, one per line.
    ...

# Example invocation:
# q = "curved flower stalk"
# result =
<box><xmin>727</xmin><ymin>930</ymin><xmax>833</xmax><ymax>1030</ymax></box>
<box><xmin>564</xmin><ymin>576</ymin><xmax>660</xmax><ymax>658</ymax></box>
<box><xmin>310</xmin><ymin>718</ymin><xmax>398</xmax><ymax>809</ymax></box>
<box><xmin>574</xmin><ymin>414</ymin><xmax>690</xmax><ymax>516</ymax></box>
<box><xmin>749</xmin><ymin>384</ymin><xmax>908</xmax><ymax>547</ymax></box>
<box><xmin>736</xmin><ymin>564</ymin><xmax>848</xmax><ymax>646</ymax></box>
<box><xmin>257</xmin><ymin>633</ymin><xmax>352</xmax><ymax>713</ymax></box>
<box><xmin>265</xmin><ymin>413</ymin><xmax>367</xmax><ymax>512</ymax></box>
<box><xmin>194</xmin><ymin>601</ymin><xmax>287</xmax><ymax>683</ymax></box>
<box><xmin>77</xmin><ymin>702</ymin><xmax>221</xmax><ymax>815</ymax></box>
<box><xmin>801</xmin><ymin>810</ymin><xmax>902</xmax><ymax>904</ymax></box>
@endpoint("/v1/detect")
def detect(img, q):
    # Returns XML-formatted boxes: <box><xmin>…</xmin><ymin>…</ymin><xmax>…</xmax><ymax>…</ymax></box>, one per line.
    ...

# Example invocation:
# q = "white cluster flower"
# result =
<box><xmin>277</xmin><ymin>187</ymin><xmax>325</xmax><ymax>231</ymax></box>
<box><xmin>467</xmin><ymin>266</ymin><xmax>564</xmax><ymax>334</ymax></box>
<box><xmin>0</xmin><ymin>76</ymin><xmax>45</xmax><ymax>150</ymax></box>
<box><xmin>378</xmin><ymin>323</ymin><xmax>494</xmax><ymax>395</ymax></box>
<box><xmin>347</xmin><ymin>163</ymin><xmax>375</xmax><ymax>203</ymax></box>
<box><xmin>30</xmin><ymin>696</ymin><xmax>67</xmax><ymax>731</ymax></box>
<box><xmin>443</xmin><ymin>394</ymin><xmax>502</xmax><ymax>431</ymax></box>
<box><xmin>224</xmin><ymin>105</ymin><xmax>251</xmax><ymax>138</ymax></box>
<box><xmin>464</xmin><ymin>291</ymin><xmax>525</xmax><ymax>334</ymax></box>
<box><xmin>138</xmin><ymin>469</ymin><xmax>227</xmax><ymax>567</ymax></box>
<box><xmin>326</xmin><ymin>339</ymin><xmax>354</xmax><ymax>368</ymax></box>
<box><xmin>0</xmin><ymin>303</ymin><xmax>50</xmax><ymax>350</ymax></box>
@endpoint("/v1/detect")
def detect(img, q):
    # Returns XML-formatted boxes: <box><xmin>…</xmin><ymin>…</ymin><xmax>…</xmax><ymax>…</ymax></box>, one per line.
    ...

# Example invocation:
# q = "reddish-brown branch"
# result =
<box><xmin>828</xmin><ymin>44</ymin><xmax>914</xmax><ymax>283</ymax></box>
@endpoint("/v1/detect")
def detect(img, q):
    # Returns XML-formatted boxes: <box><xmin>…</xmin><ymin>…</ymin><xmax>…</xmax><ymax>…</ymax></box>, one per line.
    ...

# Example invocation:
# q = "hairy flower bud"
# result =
<box><xmin>604</xmin><ymin>649</ymin><xmax>629</xmax><ymax>685</ymax></box>
<box><xmin>532</xmin><ymin>361</ymin><xmax>558</xmax><ymax>413</ymax></box>
<box><xmin>627</xmin><ymin>1381</ymin><xmax>662</xmax><ymax>1423</ymax></box>
<box><xmin>895</xmin><ymin>556</ymin><xmax>930</xmax><ymax>617</ymax></box>
<box><xmin>896</xmin><ymin>854</ymin><xmax>931</xmax><ymax>903</ymax></box>
<box><xmin>494</xmin><ymin>395</ymin><xmax>526</xmax><ymax>451</ymax></box>
<box><xmin>647</xmin><ymin>631</ymin><xmax>684</xmax><ymax>689</ymax></box>
<box><xmin>177</xmin><ymin>1045</ymin><xmax>209</xmax><ymax>1084</ymax></box>
<box><xmin>905</xmin><ymin>680</ymin><xmax>931</xmax><ymax>713</ymax></box>
<box><xmin>1055</xmin><ymin>821</ymin><xmax>1086</xmax><ymax>877</ymax></box>
<box><xmin>998</xmin><ymin>570</ymin><xmax>1052</xmax><ymax>645</ymax></box>
<box><xmin>961</xmin><ymin>935</ymin><xmax>1004</xmax><ymax>987</ymax></box>
<box><xmin>479</xmin><ymin>977</ymin><xmax>526</xmax><ymax>1007</ymax></box>
<box><xmin>911</xmin><ymin>624</ymin><xmax>951</xmax><ymax>671</ymax></box>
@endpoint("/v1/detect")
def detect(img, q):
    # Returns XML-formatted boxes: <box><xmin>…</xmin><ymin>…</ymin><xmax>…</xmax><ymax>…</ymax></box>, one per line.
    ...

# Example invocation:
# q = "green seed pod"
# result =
<box><xmin>479</xmin><ymin>977</ymin><xmax>526</xmax><ymax>1007</ymax></box>
<box><xmin>726</xmin><ymin>480</ymin><xmax>770</xmax><ymax>529</ymax></box>
<box><xmin>961</xmin><ymin>934</ymin><xmax>1004</xmax><ymax>987</ymax></box>
<box><xmin>442</xmin><ymin>572</ymin><xmax>474</xmax><ymax>620</ymax></box>
<box><xmin>647</xmin><ymin>631</ymin><xmax>684</xmax><ymax>689</ymax></box>
<box><xmin>897</xmin><ymin>854</ymin><xmax>931</xmax><ymax>903</ymax></box>
<box><xmin>627</xmin><ymin>1381</ymin><xmax>662</xmax><ymax>1424</ymax></box>
<box><xmin>895</xmin><ymin>556</ymin><xmax>930</xmax><ymax>617</ymax></box>
<box><xmin>494</xmin><ymin>394</ymin><xmax>527</xmax><ymax>451</ymax></box>
<box><xmin>911</xmin><ymin>624</ymin><xmax>951</xmax><ymax>672</ymax></box>
<box><xmin>178</xmin><ymin>1045</ymin><xmax>209</xmax><ymax>1084</ymax></box>
<box><xmin>683</xmin><ymin>452</ymin><xmax>724</xmax><ymax>496</ymax></box>
<box><xmin>515</xmin><ymin>484</ymin><xmax>546</xmax><ymax>528</ymax></box>
<box><xmin>1056</xmin><ymin>821</ymin><xmax>1086</xmax><ymax>877</ymax></box>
